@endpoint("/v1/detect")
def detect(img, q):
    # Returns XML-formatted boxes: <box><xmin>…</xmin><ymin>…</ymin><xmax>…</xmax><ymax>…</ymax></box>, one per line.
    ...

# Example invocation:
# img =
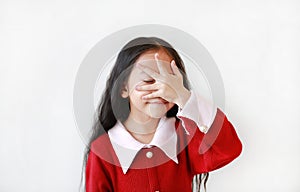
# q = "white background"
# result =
<box><xmin>1</xmin><ymin>0</ymin><xmax>300</xmax><ymax>191</ymax></box>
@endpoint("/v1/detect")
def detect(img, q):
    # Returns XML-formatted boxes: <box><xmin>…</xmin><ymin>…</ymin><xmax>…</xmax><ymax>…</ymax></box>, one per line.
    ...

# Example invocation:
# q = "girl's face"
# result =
<box><xmin>121</xmin><ymin>49</ymin><xmax>175</xmax><ymax>122</ymax></box>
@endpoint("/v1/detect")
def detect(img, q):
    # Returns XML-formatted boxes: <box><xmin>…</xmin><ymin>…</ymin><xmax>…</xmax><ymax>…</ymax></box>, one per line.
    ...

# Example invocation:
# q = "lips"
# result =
<box><xmin>147</xmin><ymin>98</ymin><xmax>168</xmax><ymax>104</ymax></box>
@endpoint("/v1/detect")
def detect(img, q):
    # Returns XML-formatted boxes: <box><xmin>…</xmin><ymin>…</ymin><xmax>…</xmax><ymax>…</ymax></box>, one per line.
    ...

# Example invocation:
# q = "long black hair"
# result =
<box><xmin>80</xmin><ymin>37</ymin><xmax>209</xmax><ymax>191</ymax></box>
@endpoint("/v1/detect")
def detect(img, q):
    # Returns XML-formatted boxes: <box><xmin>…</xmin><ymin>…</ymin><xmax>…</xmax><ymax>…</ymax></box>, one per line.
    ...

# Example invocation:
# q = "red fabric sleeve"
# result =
<box><xmin>86</xmin><ymin>150</ymin><xmax>112</xmax><ymax>192</ymax></box>
<box><xmin>179</xmin><ymin>108</ymin><xmax>243</xmax><ymax>174</ymax></box>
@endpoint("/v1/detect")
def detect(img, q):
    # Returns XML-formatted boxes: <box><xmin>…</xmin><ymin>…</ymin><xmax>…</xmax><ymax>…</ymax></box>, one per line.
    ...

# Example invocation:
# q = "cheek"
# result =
<box><xmin>129</xmin><ymin>90</ymin><xmax>151</xmax><ymax>104</ymax></box>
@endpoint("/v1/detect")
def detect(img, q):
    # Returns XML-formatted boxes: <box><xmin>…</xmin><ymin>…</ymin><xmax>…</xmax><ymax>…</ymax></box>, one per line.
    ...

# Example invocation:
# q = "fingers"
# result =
<box><xmin>135</xmin><ymin>83</ymin><xmax>159</xmax><ymax>91</ymax></box>
<box><xmin>155</xmin><ymin>53</ymin><xmax>168</xmax><ymax>75</ymax></box>
<box><xmin>170</xmin><ymin>60</ymin><xmax>181</xmax><ymax>77</ymax></box>
<box><xmin>137</xmin><ymin>63</ymin><xmax>160</xmax><ymax>80</ymax></box>
<box><xmin>141</xmin><ymin>91</ymin><xmax>162</xmax><ymax>100</ymax></box>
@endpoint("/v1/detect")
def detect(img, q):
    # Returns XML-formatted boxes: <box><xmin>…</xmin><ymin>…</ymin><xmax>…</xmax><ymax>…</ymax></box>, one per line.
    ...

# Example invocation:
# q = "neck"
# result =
<box><xmin>123</xmin><ymin>113</ymin><xmax>161</xmax><ymax>135</ymax></box>
<box><xmin>123</xmin><ymin>114</ymin><xmax>160</xmax><ymax>144</ymax></box>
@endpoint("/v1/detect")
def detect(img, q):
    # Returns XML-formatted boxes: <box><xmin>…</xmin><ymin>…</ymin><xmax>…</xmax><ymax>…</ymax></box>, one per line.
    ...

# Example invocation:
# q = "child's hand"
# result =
<box><xmin>136</xmin><ymin>53</ymin><xmax>191</xmax><ymax>109</ymax></box>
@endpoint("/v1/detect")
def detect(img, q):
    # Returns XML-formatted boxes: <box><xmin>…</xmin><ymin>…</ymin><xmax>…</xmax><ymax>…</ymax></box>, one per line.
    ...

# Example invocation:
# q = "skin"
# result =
<box><xmin>121</xmin><ymin>49</ymin><xmax>191</xmax><ymax>143</ymax></box>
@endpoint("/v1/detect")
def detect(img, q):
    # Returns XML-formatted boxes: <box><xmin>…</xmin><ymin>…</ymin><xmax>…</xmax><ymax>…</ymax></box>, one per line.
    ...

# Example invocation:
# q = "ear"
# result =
<box><xmin>121</xmin><ymin>85</ymin><xmax>129</xmax><ymax>98</ymax></box>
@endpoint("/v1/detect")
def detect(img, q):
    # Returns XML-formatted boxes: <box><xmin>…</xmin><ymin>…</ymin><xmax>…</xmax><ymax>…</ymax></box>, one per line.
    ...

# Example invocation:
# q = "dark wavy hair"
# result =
<box><xmin>80</xmin><ymin>37</ymin><xmax>209</xmax><ymax>191</ymax></box>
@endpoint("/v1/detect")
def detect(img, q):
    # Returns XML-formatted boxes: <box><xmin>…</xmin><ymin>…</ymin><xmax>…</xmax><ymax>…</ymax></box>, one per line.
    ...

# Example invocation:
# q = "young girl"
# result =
<box><xmin>82</xmin><ymin>37</ymin><xmax>242</xmax><ymax>192</ymax></box>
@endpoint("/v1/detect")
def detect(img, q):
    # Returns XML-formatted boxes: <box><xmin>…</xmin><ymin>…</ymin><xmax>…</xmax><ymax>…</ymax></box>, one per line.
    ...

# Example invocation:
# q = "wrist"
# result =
<box><xmin>176</xmin><ymin>89</ymin><xmax>191</xmax><ymax>109</ymax></box>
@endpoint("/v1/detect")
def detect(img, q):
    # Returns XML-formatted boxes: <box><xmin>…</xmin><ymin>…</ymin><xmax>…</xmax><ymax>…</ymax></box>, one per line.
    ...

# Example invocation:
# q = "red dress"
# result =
<box><xmin>86</xmin><ymin>108</ymin><xmax>242</xmax><ymax>192</ymax></box>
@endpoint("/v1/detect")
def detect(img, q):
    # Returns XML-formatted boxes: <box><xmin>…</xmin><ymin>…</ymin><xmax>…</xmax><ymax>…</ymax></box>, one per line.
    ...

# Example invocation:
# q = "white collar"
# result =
<box><xmin>108</xmin><ymin>116</ymin><xmax>178</xmax><ymax>174</ymax></box>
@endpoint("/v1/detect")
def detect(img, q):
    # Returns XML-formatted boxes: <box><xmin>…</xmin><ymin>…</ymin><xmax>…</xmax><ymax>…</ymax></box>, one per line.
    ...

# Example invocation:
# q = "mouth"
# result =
<box><xmin>146</xmin><ymin>99</ymin><xmax>168</xmax><ymax>104</ymax></box>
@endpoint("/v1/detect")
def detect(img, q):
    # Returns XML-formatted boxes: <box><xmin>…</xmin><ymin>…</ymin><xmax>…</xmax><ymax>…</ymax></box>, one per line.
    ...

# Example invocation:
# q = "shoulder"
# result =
<box><xmin>90</xmin><ymin>133</ymin><xmax>118</xmax><ymax>164</ymax></box>
<box><xmin>91</xmin><ymin>133</ymin><xmax>111</xmax><ymax>149</ymax></box>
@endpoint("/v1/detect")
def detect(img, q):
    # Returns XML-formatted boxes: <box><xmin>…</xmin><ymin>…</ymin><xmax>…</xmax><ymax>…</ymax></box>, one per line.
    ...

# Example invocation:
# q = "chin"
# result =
<box><xmin>147</xmin><ymin>104</ymin><xmax>169</xmax><ymax>118</ymax></box>
<box><xmin>148</xmin><ymin>113</ymin><xmax>166</xmax><ymax>119</ymax></box>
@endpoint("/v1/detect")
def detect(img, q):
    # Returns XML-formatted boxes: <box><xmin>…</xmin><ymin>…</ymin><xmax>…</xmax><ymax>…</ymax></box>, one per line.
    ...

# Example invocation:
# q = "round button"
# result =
<box><xmin>199</xmin><ymin>125</ymin><xmax>208</xmax><ymax>133</ymax></box>
<box><xmin>146</xmin><ymin>151</ymin><xmax>153</xmax><ymax>158</ymax></box>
